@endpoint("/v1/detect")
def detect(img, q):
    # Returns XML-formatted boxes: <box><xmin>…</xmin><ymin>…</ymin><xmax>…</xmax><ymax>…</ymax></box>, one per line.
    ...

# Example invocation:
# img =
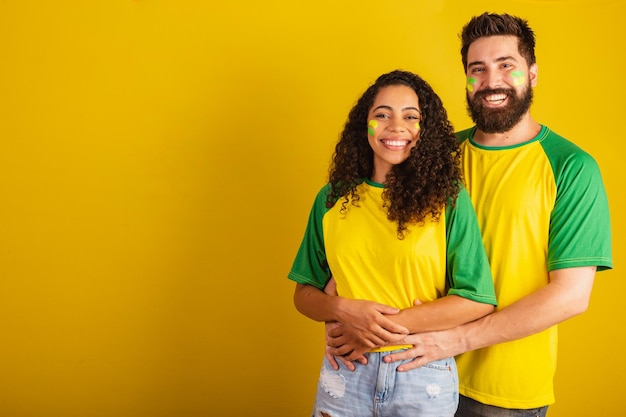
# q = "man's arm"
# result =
<box><xmin>383</xmin><ymin>266</ymin><xmax>596</xmax><ymax>371</ymax></box>
<box><xmin>389</xmin><ymin>295</ymin><xmax>494</xmax><ymax>333</ymax></box>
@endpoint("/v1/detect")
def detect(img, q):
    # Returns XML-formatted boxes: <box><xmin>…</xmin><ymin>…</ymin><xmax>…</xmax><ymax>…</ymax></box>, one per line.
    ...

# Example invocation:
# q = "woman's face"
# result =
<box><xmin>366</xmin><ymin>84</ymin><xmax>421</xmax><ymax>183</ymax></box>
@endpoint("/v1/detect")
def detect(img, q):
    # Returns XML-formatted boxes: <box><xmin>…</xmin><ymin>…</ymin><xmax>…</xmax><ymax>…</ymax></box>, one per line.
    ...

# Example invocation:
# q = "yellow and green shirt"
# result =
<box><xmin>456</xmin><ymin>125</ymin><xmax>613</xmax><ymax>409</ymax></box>
<box><xmin>289</xmin><ymin>179</ymin><xmax>497</xmax><ymax>351</ymax></box>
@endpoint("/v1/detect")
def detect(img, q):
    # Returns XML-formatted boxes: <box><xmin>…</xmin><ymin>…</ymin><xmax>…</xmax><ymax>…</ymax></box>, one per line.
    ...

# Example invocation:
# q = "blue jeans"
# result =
<box><xmin>313</xmin><ymin>350</ymin><xmax>458</xmax><ymax>417</ymax></box>
<box><xmin>455</xmin><ymin>395</ymin><xmax>548</xmax><ymax>417</ymax></box>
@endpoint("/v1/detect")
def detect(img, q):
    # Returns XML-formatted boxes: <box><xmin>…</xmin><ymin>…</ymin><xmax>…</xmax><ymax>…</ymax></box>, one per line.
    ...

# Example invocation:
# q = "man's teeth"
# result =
<box><xmin>486</xmin><ymin>94</ymin><xmax>507</xmax><ymax>102</ymax></box>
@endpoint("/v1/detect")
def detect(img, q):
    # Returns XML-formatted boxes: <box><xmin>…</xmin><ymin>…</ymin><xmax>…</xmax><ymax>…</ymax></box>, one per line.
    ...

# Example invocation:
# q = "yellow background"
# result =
<box><xmin>0</xmin><ymin>1</ymin><xmax>623</xmax><ymax>416</ymax></box>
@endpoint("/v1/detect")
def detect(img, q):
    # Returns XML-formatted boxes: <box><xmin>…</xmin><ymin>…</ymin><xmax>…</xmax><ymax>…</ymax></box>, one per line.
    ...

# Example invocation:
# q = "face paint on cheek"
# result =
<box><xmin>414</xmin><ymin>122</ymin><xmax>420</xmax><ymax>131</ymax></box>
<box><xmin>368</xmin><ymin>119</ymin><xmax>378</xmax><ymax>136</ymax></box>
<box><xmin>467</xmin><ymin>77</ymin><xmax>477</xmax><ymax>92</ymax></box>
<box><xmin>511</xmin><ymin>70</ymin><xmax>525</xmax><ymax>86</ymax></box>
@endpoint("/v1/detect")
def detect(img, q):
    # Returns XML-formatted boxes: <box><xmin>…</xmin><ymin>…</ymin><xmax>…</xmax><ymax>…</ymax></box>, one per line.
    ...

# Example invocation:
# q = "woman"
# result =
<box><xmin>288</xmin><ymin>70</ymin><xmax>496</xmax><ymax>417</ymax></box>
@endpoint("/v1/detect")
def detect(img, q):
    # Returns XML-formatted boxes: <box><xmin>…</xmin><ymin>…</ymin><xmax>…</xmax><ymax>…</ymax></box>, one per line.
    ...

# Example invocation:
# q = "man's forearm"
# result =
<box><xmin>452</xmin><ymin>266</ymin><xmax>596</xmax><ymax>351</ymax></box>
<box><xmin>388</xmin><ymin>295</ymin><xmax>494</xmax><ymax>334</ymax></box>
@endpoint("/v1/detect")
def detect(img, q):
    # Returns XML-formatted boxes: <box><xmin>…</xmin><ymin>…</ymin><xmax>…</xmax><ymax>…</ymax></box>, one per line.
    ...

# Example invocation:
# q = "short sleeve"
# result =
<box><xmin>542</xmin><ymin>139</ymin><xmax>613</xmax><ymax>271</ymax></box>
<box><xmin>287</xmin><ymin>185</ymin><xmax>333</xmax><ymax>289</ymax></box>
<box><xmin>445</xmin><ymin>186</ymin><xmax>497</xmax><ymax>305</ymax></box>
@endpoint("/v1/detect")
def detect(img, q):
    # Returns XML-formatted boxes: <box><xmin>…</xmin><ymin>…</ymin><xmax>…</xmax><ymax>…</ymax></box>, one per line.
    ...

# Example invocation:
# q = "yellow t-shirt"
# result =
<box><xmin>289</xmin><ymin>179</ymin><xmax>496</xmax><ymax>351</ymax></box>
<box><xmin>456</xmin><ymin>125</ymin><xmax>612</xmax><ymax>409</ymax></box>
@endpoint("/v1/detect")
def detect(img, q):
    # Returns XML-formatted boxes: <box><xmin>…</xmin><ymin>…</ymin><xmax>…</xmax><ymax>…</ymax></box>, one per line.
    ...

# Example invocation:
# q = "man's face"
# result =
<box><xmin>464</xmin><ymin>35</ymin><xmax>537</xmax><ymax>133</ymax></box>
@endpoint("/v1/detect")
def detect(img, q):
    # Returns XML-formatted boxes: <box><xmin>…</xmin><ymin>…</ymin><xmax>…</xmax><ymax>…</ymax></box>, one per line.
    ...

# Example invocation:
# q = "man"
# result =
<box><xmin>326</xmin><ymin>12</ymin><xmax>612</xmax><ymax>416</ymax></box>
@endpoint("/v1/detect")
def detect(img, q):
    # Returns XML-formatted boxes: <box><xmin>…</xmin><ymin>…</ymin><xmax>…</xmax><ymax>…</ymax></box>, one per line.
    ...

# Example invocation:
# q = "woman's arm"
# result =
<box><xmin>293</xmin><ymin>283</ymin><xmax>410</xmax><ymax>350</ymax></box>
<box><xmin>326</xmin><ymin>294</ymin><xmax>494</xmax><ymax>360</ymax></box>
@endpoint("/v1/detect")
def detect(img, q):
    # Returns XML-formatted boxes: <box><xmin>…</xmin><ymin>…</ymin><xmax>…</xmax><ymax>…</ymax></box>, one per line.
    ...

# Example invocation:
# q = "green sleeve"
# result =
<box><xmin>542</xmin><ymin>134</ymin><xmax>613</xmax><ymax>271</ymax></box>
<box><xmin>287</xmin><ymin>184</ymin><xmax>333</xmax><ymax>289</ymax></box>
<box><xmin>445</xmin><ymin>186</ymin><xmax>497</xmax><ymax>305</ymax></box>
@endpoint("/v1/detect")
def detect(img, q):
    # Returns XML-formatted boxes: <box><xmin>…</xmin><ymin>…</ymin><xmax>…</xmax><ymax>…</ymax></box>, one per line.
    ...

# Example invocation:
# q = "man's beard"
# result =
<box><xmin>466</xmin><ymin>85</ymin><xmax>533</xmax><ymax>133</ymax></box>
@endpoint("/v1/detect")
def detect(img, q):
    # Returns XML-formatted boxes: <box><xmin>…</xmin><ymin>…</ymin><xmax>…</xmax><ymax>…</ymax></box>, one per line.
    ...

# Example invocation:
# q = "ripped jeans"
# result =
<box><xmin>313</xmin><ymin>350</ymin><xmax>458</xmax><ymax>417</ymax></box>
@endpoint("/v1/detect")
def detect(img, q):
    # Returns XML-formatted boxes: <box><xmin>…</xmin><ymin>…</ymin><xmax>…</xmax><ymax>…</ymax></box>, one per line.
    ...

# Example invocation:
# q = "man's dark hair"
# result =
<box><xmin>460</xmin><ymin>12</ymin><xmax>536</xmax><ymax>70</ymax></box>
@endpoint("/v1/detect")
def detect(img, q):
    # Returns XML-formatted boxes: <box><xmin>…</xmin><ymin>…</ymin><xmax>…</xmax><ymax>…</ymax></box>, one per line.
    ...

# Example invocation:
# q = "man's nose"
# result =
<box><xmin>486</xmin><ymin>70</ymin><xmax>503</xmax><ymax>89</ymax></box>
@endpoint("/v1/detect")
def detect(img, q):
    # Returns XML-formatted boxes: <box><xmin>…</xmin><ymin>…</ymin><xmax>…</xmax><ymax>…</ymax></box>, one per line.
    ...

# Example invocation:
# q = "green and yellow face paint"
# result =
<box><xmin>466</xmin><ymin>77</ymin><xmax>477</xmax><ymax>93</ymax></box>
<box><xmin>511</xmin><ymin>70</ymin><xmax>525</xmax><ymax>86</ymax></box>
<box><xmin>368</xmin><ymin>119</ymin><xmax>378</xmax><ymax>136</ymax></box>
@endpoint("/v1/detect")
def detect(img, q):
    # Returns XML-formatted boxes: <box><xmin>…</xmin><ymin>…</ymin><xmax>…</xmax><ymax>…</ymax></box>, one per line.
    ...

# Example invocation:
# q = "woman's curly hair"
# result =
<box><xmin>327</xmin><ymin>70</ymin><xmax>462</xmax><ymax>239</ymax></box>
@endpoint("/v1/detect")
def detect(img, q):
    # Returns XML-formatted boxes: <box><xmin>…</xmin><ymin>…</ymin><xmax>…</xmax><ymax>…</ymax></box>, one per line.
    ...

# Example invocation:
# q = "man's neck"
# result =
<box><xmin>472</xmin><ymin>113</ymin><xmax>542</xmax><ymax>147</ymax></box>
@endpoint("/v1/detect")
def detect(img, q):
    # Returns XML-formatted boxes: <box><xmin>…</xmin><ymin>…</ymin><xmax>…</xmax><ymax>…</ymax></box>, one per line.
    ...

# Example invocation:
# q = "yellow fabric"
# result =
<box><xmin>456</xmin><ymin>138</ymin><xmax>557</xmax><ymax>408</ymax></box>
<box><xmin>323</xmin><ymin>182</ymin><xmax>447</xmax><ymax>351</ymax></box>
<box><xmin>323</xmin><ymin>182</ymin><xmax>448</xmax><ymax>308</ymax></box>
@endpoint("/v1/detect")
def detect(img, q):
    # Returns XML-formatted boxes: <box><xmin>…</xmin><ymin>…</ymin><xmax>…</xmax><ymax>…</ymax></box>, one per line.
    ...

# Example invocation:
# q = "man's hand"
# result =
<box><xmin>380</xmin><ymin>299</ymin><xmax>462</xmax><ymax>372</ymax></box>
<box><xmin>325</xmin><ymin>321</ymin><xmax>374</xmax><ymax>363</ymax></box>
<box><xmin>324</xmin><ymin>321</ymin><xmax>367</xmax><ymax>371</ymax></box>
<box><xmin>383</xmin><ymin>328</ymin><xmax>465</xmax><ymax>372</ymax></box>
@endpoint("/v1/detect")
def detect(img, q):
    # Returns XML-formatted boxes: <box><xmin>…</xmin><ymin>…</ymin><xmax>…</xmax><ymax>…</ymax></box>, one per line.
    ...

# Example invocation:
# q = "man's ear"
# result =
<box><xmin>529</xmin><ymin>63</ymin><xmax>538</xmax><ymax>87</ymax></box>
